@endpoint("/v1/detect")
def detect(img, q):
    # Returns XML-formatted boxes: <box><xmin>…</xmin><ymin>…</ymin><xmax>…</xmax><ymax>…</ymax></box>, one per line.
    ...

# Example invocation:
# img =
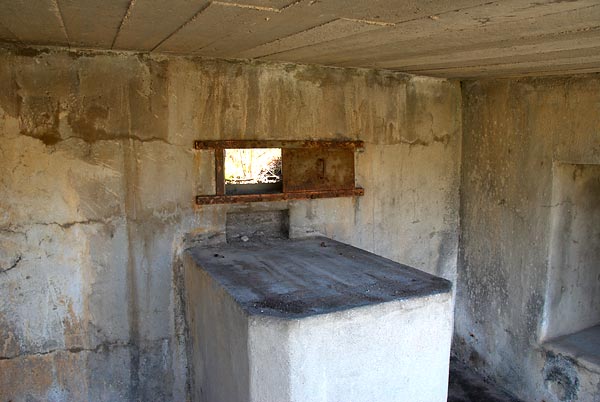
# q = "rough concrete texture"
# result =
<box><xmin>545</xmin><ymin>325</ymin><xmax>600</xmax><ymax>375</ymax></box>
<box><xmin>183</xmin><ymin>254</ymin><xmax>250</xmax><ymax>402</ymax></box>
<box><xmin>225</xmin><ymin>210</ymin><xmax>289</xmax><ymax>242</ymax></box>
<box><xmin>542</xmin><ymin>163</ymin><xmax>600</xmax><ymax>340</ymax></box>
<box><xmin>0</xmin><ymin>47</ymin><xmax>194</xmax><ymax>402</ymax></box>
<box><xmin>184</xmin><ymin>58</ymin><xmax>462</xmax><ymax>282</ymax></box>
<box><xmin>457</xmin><ymin>74</ymin><xmax>600</xmax><ymax>402</ymax></box>
<box><xmin>186</xmin><ymin>236</ymin><xmax>452</xmax><ymax>318</ymax></box>
<box><xmin>1</xmin><ymin>1</ymin><xmax>600</xmax><ymax>78</ymax></box>
<box><xmin>448</xmin><ymin>357</ymin><xmax>523</xmax><ymax>402</ymax></box>
<box><xmin>0</xmin><ymin>45</ymin><xmax>461</xmax><ymax>400</ymax></box>
<box><xmin>184</xmin><ymin>241</ymin><xmax>453</xmax><ymax>402</ymax></box>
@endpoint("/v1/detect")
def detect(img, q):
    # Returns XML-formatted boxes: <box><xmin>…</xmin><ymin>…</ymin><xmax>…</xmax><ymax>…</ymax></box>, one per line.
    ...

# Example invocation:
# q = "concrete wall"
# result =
<box><xmin>0</xmin><ymin>45</ymin><xmax>461</xmax><ymax>401</ymax></box>
<box><xmin>183</xmin><ymin>254</ymin><xmax>250</xmax><ymax>402</ymax></box>
<box><xmin>542</xmin><ymin>163</ymin><xmax>600</xmax><ymax>341</ymax></box>
<box><xmin>457</xmin><ymin>74</ymin><xmax>600</xmax><ymax>402</ymax></box>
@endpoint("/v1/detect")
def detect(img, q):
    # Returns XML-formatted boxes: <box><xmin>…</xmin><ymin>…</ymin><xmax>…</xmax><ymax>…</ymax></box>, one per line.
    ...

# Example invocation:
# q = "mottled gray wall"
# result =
<box><xmin>457</xmin><ymin>75</ymin><xmax>600</xmax><ymax>402</ymax></box>
<box><xmin>0</xmin><ymin>48</ymin><xmax>193</xmax><ymax>402</ymax></box>
<box><xmin>543</xmin><ymin>163</ymin><xmax>600</xmax><ymax>341</ymax></box>
<box><xmin>0</xmin><ymin>46</ymin><xmax>461</xmax><ymax>401</ymax></box>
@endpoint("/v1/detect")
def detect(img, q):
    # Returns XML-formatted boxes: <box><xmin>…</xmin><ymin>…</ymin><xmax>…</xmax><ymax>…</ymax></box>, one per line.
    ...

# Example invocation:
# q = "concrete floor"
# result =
<box><xmin>448</xmin><ymin>358</ymin><xmax>522</xmax><ymax>402</ymax></box>
<box><xmin>544</xmin><ymin>325</ymin><xmax>600</xmax><ymax>371</ymax></box>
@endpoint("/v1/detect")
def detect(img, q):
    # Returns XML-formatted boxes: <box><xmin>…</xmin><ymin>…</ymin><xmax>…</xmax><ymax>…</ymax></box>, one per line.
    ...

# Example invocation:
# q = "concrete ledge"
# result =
<box><xmin>184</xmin><ymin>237</ymin><xmax>453</xmax><ymax>402</ymax></box>
<box><xmin>544</xmin><ymin>325</ymin><xmax>600</xmax><ymax>375</ymax></box>
<box><xmin>185</xmin><ymin>236</ymin><xmax>452</xmax><ymax>319</ymax></box>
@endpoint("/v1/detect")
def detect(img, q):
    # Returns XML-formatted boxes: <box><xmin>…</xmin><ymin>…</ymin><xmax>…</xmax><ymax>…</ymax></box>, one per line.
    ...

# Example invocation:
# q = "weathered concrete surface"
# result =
<box><xmin>56</xmin><ymin>0</ymin><xmax>132</xmax><ymax>48</ymax></box>
<box><xmin>457</xmin><ymin>74</ymin><xmax>600</xmax><ymax>402</ymax></box>
<box><xmin>0</xmin><ymin>45</ymin><xmax>461</xmax><ymax>400</ymax></box>
<box><xmin>184</xmin><ymin>238</ymin><xmax>453</xmax><ymax>402</ymax></box>
<box><xmin>186</xmin><ymin>237</ymin><xmax>452</xmax><ymax>318</ymax></box>
<box><xmin>2</xmin><ymin>1</ymin><xmax>600</xmax><ymax>77</ymax></box>
<box><xmin>545</xmin><ymin>325</ymin><xmax>600</xmax><ymax>375</ymax></box>
<box><xmin>183</xmin><ymin>254</ymin><xmax>250</xmax><ymax>402</ymax></box>
<box><xmin>178</xmin><ymin>59</ymin><xmax>462</xmax><ymax>282</ymax></box>
<box><xmin>0</xmin><ymin>0</ymin><xmax>68</xmax><ymax>46</ymax></box>
<box><xmin>448</xmin><ymin>357</ymin><xmax>523</xmax><ymax>402</ymax></box>
<box><xmin>542</xmin><ymin>163</ymin><xmax>600</xmax><ymax>341</ymax></box>
<box><xmin>226</xmin><ymin>210</ymin><xmax>289</xmax><ymax>242</ymax></box>
<box><xmin>0</xmin><ymin>47</ymin><xmax>195</xmax><ymax>401</ymax></box>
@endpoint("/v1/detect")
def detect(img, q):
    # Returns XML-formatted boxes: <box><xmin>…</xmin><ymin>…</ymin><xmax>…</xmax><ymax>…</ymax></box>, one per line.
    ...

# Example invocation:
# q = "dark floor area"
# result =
<box><xmin>448</xmin><ymin>358</ymin><xmax>523</xmax><ymax>402</ymax></box>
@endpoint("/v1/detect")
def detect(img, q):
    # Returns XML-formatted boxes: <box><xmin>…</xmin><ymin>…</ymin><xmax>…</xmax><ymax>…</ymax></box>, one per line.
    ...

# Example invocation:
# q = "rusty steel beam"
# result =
<box><xmin>194</xmin><ymin>140</ymin><xmax>364</xmax><ymax>150</ymax></box>
<box><xmin>214</xmin><ymin>148</ymin><xmax>225</xmax><ymax>195</ymax></box>
<box><xmin>196</xmin><ymin>188</ymin><xmax>364</xmax><ymax>205</ymax></box>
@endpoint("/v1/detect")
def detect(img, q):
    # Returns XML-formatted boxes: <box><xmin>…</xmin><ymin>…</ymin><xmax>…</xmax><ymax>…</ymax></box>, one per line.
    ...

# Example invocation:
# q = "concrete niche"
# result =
<box><xmin>541</xmin><ymin>163</ymin><xmax>600</xmax><ymax>341</ymax></box>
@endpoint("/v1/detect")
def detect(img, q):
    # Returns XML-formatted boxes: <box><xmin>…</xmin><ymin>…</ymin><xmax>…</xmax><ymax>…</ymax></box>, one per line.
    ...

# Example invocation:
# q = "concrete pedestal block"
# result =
<box><xmin>184</xmin><ymin>237</ymin><xmax>453</xmax><ymax>402</ymax></box>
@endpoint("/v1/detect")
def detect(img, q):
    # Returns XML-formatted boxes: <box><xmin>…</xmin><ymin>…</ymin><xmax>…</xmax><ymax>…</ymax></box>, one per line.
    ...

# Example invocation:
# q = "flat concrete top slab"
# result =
<box><xmin>544</xmin><ymin>325</ymin><xmax>600</xmax><ymax>371</ymax></box>
<box><xmin>186</xmin><ymin>237</ymin><xmax>451</xmax><ymax>318</ymax></box>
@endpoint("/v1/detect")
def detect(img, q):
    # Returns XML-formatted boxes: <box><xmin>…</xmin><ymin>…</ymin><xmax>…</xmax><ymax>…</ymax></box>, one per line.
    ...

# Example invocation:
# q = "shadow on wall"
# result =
<box><xmin>541</xmin><ymin>163</ymin><xmax>600</xmax><ymax>342</ymax></box>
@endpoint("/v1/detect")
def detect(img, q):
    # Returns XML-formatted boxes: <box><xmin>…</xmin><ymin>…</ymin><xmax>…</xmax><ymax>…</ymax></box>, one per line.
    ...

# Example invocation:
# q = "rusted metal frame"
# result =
<box><xmin>196</xmin><ymin>188</ymin><xmax>364</xmax><ymax>205</ymax></box>
<box><xmin>194</xmin><ymin>140</ymin><xmax>364</xmax><ymax>150</ymax></box>
<box><xmin>214</xmin><ymin>148</ymin><xmax>225</xmax><ymax>195</ymax></box>
<box><xmin>282</xmin><ymin>148</ymin><xmax>291</xmax><ymax>193</ymax></box>
<box><xmin>197</xmin><ymin>139</ymin><xmax>364</xmax><ymax>205</ymax></box>
<box><xmin>282</xmin><ymin>147</ymin><xmax>355</xmax><ymax>193</ymax></box>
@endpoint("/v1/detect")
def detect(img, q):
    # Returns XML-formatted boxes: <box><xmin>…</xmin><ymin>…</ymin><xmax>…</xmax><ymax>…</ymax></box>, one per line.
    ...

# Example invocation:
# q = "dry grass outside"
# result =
<box><xmin>225</xmin><ymin>148</ymin><xmax>282</xmax><ymax>184</ymax></box>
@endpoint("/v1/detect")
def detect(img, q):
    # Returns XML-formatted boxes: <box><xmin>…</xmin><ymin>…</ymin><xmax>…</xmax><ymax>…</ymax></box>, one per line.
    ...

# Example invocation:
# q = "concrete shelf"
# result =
<box><xmin>544</xmin><ymin>325</ymin><xmax>600</xmax><ymax>374</ymax></box>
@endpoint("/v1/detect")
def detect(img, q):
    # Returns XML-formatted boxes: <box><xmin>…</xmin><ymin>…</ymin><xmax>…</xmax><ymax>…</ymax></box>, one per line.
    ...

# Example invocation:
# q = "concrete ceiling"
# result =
<box><xmin>1</xmin><ymin>0</ymin><xmax>599</xmax><ymax>78</ymax></box>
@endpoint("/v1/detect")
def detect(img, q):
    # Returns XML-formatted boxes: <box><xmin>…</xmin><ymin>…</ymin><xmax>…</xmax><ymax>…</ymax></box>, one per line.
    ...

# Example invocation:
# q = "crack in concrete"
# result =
<box><xmin>246</xmin><ymin>18</ymin><xmax>382</xmax><ymax>59</ymax></box>
<box><xmin>302</xmin><ymin>2</ymin><xmax>600</xmax><ymax>70</ymax></box>
<box><xmin>51</xmin><ymin>0</ymin><xmax>70</xmax><ymax>47</ymax></box>
<box><xmin>0</xmin><ymin>219</ymin><xmax>115</xmax><ymax>235</ymax></box>
<box><xmin>244</xmin><ymin>16</ymin><xmax>392</xmax><ymax>58</ymax></box>
<box><xmin>47</xmin><ymin>219</ymin><xmax>111</xmax><ymax>229</ymax></box>
<box><xmin>395</xmin><ymin>134</ymin><xmax>451</xmax><ymax>147</ymax></box>
<box><xmin>256</xmin><ymin>0</ymin><xmax>594</xmax><ymax>64</ymax></box>
<box><xmin>247</xmin><ymin>17</ymin><xmax>371</xmax><ymax>59</ymax></box>
<box><xmin>367</xmin><ymin>1</ymin><xmax>497</xmax><ymax>27</ymax></box>
<box><xmin>112</xmin><ymin>0</ymin><xmax>137</xmax><ymax>49</ymax></box>
<box><xmin>279</xmin><ymin>0</ymin><xmax>303</xmax><ymax>12</ymax></box>
<box><xmin>213</xmin><ymin>1</ymin><xmax>281</xmax><ymax>13</ymax></box>
<box><xmin>0</xmin><ymin>227</ymin><xmax>27</xmax><ymax>235</ymax></box>
<box><xmin>0</xmin><ymin>340</ymin><xmax>133</xmax><ymax>361</ymax></box>
<box><xmin>1</xmin><ymin>213</ymin><xmax>190</xmax><ymax>235</ymax></box>
<box><xmin>0</xmin><ymin>254</ymin><xmax>22</xmax><ymax>274</ymax></box>
<box><xmin>19</xmin><ymin>131</ymin><xmax>175</xmax><ymax>147</ymax></box>
<box><xmin>150</xmin><ymin>1</ymin><xmax>213</xmax><ymax>52</ymax></box>
<box><xmin>340</xmin><ymin>18</ymin><xmax>395</xmax><ymax>27</ymax></box>
<box><xmin>149</xmin><ymin>0</ymin><xmax>321</xmax><ymax>54</ymax></box>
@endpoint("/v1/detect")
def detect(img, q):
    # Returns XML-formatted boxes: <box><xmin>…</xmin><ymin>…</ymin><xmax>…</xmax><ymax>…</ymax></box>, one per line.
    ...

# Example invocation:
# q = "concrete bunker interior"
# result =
<box><xmin>0</xmin><ymin>1</ymin><xmax>599</xmax><ymax>401</ymax></box>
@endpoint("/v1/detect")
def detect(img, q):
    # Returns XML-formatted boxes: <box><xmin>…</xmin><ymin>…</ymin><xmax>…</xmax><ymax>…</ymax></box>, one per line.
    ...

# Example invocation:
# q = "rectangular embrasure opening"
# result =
<box><xmin>194</xmin><ymin>140</ymin><xmax>364</xmax><ymax>204</ymax></box>
<box><xmin>224</xmin><ymin>148</ymin><xmax>282</xmax><ymax>195</ymax></box>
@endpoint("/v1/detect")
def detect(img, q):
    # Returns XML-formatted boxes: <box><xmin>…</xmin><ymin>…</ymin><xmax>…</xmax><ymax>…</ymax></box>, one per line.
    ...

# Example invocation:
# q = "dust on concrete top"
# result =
<box><xmin>186</xmin><ymin>236</ymin><xmax>452</xmax><ymax>319</ymax></box>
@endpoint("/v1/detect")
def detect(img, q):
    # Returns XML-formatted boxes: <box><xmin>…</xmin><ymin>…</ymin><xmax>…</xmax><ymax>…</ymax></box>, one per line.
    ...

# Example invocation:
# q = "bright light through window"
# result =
<box><xmin>225</xmin><ymin>148</ymin><xmax>282</xmax><ymax>195</ymax></box>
